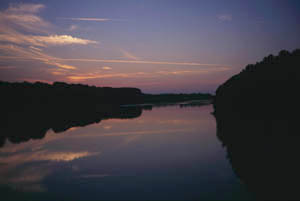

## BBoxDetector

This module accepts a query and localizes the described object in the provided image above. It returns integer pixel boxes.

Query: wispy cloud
[0,3,231,85]
[54,58,228,67]
[0,55,230,68]
[6,3,45,13]
[0,165,51,192]
[120,49,140,60]
[0,44,77,69]
[218,14,232,21]
[0,150,99,164]
[66,68,230,81]
[67,72,138,81]
[0,149,99,192]
[0,3,98,70]
[69,24,78,31]
[37,151,99,162]
[102,66,112,70]
[31,35,97,46]
[0,34,98,47]
[0,3,50,34]
[0,53,230,70]
[58,17,113,22]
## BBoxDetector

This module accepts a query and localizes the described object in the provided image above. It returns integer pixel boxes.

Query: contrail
[58,17,116,22]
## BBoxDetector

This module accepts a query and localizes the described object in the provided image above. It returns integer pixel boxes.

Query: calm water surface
[0,105,251,200]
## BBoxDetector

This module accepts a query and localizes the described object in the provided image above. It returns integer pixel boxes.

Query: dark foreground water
[0,105,252,200]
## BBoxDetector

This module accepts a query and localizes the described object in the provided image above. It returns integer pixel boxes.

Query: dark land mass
[143,93,212,104]
[213,49,300,200]
[0,81,212,147]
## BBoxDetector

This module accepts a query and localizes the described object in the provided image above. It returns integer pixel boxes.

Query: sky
[0,0,299,93]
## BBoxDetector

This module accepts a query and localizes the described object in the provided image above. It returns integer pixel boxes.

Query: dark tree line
[214,49,300,119]
[213,49,300,200]
[0,81,143,107]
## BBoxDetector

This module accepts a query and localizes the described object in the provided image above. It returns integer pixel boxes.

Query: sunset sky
[0,0,299,93]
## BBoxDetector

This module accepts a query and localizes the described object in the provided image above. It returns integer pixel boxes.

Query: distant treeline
[0,81,143,107]
[143,93,212,104]
[0,81,212,108]
[213,49,300,199]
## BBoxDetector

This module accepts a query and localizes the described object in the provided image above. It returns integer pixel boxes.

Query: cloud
[66,68,230,81]
[0,149,99,192]
[69,24,78,31]
[102,66,112,70]
[0,44,77,69]
[38,151,99,162]
[29,46,42,52]
[103,125,112,129]
[6,3,45,13]
[58,17,113,22]
[0,3,98,71]
[0,3,231,83]
[98,128,196,137]
[53,58,228,67]
[0,150,99,163]
[218,14,232,21]
[0,4,97,47]
[120,49,139,60]
[50,63,76,70]
[32,35,98,46]
[0,34,98,47]
[0,3,50,34]
[0,165,51,192]
[0,53,230,70]
[67,72,132,81]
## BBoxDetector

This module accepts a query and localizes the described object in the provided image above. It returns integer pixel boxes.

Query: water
[0,105,251,200]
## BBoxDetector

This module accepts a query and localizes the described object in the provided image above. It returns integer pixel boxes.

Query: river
[0,104,252,200]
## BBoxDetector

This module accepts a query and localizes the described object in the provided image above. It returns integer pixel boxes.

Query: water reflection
[215,114,300,200]
[0,105,143,147]
[0,105,250,200]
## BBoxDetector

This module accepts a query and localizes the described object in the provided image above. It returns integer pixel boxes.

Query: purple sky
[0,0,299,93]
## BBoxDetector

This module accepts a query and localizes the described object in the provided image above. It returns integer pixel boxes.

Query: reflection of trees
[0,105,143,147]
[215,116,300,200]
[213,49,300,200]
